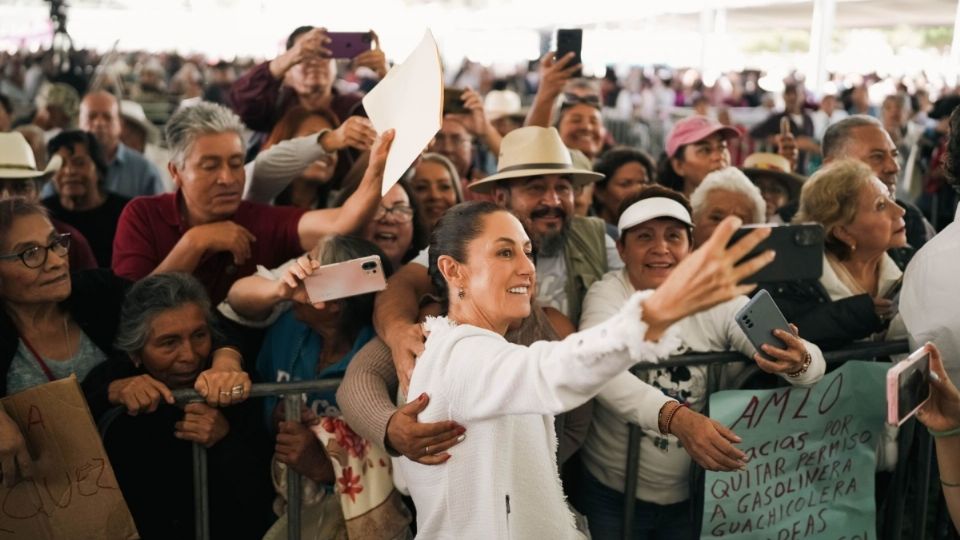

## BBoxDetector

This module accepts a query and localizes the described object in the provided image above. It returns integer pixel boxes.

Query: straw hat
[741,152,805,200]
[120,100,161,145]
[468,126,603,194]
[0,132,61,180]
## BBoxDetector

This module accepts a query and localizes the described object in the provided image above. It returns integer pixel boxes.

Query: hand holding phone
[887,345,932,426]
[777,116,799,169]
[914,343,960,433]
[443,87,469,115]
[735,290,792,362]
[303,255,387,304]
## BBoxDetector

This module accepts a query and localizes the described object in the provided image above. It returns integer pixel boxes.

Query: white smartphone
[886,345,931,426]
[303,255,387,304]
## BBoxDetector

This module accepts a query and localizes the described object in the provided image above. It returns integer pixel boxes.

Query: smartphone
[443,87,469,115]
[326,32,373,59]
[728,223,824,283]
[887,346,931,426]
[735,289,792,362]
[303,255,386,304]
[556,28,583,78]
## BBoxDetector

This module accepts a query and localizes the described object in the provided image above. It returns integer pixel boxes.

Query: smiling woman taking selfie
[397,200,775,538]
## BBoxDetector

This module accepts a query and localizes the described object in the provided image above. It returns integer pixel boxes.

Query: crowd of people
[1,23,960,539]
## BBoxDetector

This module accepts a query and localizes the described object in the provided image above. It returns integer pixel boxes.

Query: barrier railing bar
[622,340,911,539]
[193,441,210,540]
[169,379,340,540]
[285,394,304,540]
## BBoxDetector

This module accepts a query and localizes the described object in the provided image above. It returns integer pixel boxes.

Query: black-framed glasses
[373,204,415,223]
[0,233,71,269]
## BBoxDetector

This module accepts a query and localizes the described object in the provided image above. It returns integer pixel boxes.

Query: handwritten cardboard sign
[0,376,138,539]
[702,361,887,540]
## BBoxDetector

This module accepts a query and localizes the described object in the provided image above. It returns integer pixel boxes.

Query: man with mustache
[111,102,390,305]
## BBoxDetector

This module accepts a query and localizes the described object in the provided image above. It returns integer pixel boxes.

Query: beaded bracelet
[929,426,960,438]
[664,404,685,434]
[787,352,812,378]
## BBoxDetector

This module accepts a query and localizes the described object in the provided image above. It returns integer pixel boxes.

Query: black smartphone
[735,289,792,362]
[443,87,469,115]
[556,28,583,77]
[728,223,824,283]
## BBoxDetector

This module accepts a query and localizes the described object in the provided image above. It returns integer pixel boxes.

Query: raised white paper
[362,30,443,196]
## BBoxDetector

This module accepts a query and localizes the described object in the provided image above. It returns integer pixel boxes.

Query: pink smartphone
[886,345,932,426]
[326,32,373,59]
[303,255,386,304]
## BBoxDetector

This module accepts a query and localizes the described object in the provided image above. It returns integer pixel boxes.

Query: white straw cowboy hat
[120,99,161,145]
[468,126,603,194]
[0,132,61,180]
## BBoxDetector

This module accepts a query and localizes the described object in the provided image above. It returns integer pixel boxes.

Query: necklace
[19,314,75,382]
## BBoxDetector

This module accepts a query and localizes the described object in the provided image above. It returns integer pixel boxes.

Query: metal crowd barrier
[170,379,342,540]
[620,340,913,540]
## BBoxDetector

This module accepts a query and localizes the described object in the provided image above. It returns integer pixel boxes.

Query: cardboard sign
[0,376,138,539]
[362,29,443,195]
[702,361,887,540]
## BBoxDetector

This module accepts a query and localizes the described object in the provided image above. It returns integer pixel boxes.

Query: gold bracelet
[787,352,812,378]
[664,405,684,435]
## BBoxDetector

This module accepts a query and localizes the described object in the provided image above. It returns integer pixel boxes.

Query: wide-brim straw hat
[0,132,61,180]
[741,152,805,200]
[468,126,603,194]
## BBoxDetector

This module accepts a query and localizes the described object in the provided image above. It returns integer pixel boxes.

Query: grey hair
[690,167,766,224]
[114,273,215,358]
[165,102,247,168]
[821,115,884,160]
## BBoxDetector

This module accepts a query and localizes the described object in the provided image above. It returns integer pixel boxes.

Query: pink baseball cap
[665,116,741,158]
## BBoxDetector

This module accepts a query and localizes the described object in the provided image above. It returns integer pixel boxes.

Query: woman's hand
[195,352,252,407]
[275,411,333,483]
[917,344,960,433]
[386,393,465,465]
[0,408,31,488]
[537,51,580,100]
[351,31,388,79]
[108,374,175,415]
[366,129,396,180]
[642,216,773,339]
[320,116,378,153]
[753,324,809,375]
[275,254,321,304]
[873,297,894,323]
[669,407,746,472]
[175,403,230,448]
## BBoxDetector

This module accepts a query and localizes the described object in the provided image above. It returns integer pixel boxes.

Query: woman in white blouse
[577,186,825,539]
[398,200,775,539]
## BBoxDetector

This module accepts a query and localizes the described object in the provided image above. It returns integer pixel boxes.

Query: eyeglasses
[561,93,601,110]
[0,180,39,198]
[373,204,415,223]
[0,233,71,269]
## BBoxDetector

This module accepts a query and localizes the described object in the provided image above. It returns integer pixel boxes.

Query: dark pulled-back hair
[427,201,504,308]
[594,146,657,189]
[656,150,686,192]
[47,129,109,180]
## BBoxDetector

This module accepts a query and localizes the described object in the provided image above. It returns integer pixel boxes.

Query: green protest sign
[701,361,888,540]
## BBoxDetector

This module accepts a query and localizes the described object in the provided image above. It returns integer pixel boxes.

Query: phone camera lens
[361,261,376,271]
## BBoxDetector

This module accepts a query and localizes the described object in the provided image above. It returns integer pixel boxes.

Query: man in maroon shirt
[229,26,388,134]
[0,132,98,270]
[111,102,390,303]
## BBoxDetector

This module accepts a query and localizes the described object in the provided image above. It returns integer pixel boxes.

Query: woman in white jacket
[398,200,775,539]
[576,186,826,539]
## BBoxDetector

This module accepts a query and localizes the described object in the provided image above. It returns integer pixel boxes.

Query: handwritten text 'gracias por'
[707,372,874,540]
